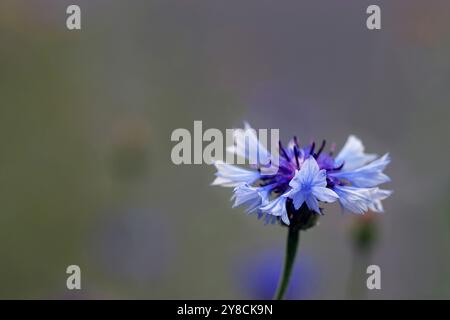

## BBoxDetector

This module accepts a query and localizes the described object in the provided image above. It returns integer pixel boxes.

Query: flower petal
[312,186,339,203]
[333,185,374,214]
[305,195,321,214]
[232,184,261,212]
[226,122,271,166]
[368,188,393,212]
[288,157,324,188]
[329,154,390,188]
[212,160,260,187]
[335,135,378,171]
[287,157,332,211]
[259,196,289,225]
[291,191,306,210]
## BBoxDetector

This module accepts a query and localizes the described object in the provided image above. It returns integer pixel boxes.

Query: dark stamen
[293,145,300,169]
[315,140,326,158]
[278,141,290,160]
[293,136,299,147]
[279,166,292,174]
[309,142,316,155]
[332,162,345,171]
[326,177,335,188]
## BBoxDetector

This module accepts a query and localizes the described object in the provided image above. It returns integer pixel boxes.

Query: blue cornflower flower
[212,123,392,227]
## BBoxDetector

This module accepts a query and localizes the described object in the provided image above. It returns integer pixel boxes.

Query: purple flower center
[260,138,344,193]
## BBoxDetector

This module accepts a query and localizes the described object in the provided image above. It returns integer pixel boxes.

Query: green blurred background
[1,0,450,299]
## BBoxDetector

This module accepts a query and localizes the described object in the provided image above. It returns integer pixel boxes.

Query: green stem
[274,227,300,300]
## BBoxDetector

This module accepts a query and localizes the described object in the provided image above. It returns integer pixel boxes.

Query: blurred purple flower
[234,249,318,300]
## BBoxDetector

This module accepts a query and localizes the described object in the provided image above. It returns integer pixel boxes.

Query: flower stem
[274,227,300,300]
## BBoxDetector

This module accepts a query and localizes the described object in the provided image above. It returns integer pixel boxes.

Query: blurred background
[1,0,450,299]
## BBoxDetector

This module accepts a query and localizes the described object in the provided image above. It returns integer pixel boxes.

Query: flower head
[212,123,392,228]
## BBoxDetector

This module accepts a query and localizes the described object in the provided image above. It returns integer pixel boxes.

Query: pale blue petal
[305,195,321,214]
[368,188,393,212]
[231,185,256,207]
[329,154,390,188]
[232,184,274,213]
[287,170,300,189]
[287,157,331,211]
[288,157,324,189]
[259,196,289,225]
[212,160,260,187]
[281,208,290,225]
[258,188,272,207]
[300,156,320,185]
[333,185,374,214]
[292,192,306,210]
[226,122,272,166]
[312,170,327,187]
[335,135,378,171]
[232,184,261,213]
[312,186,339,203]
[284,185,303,209]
